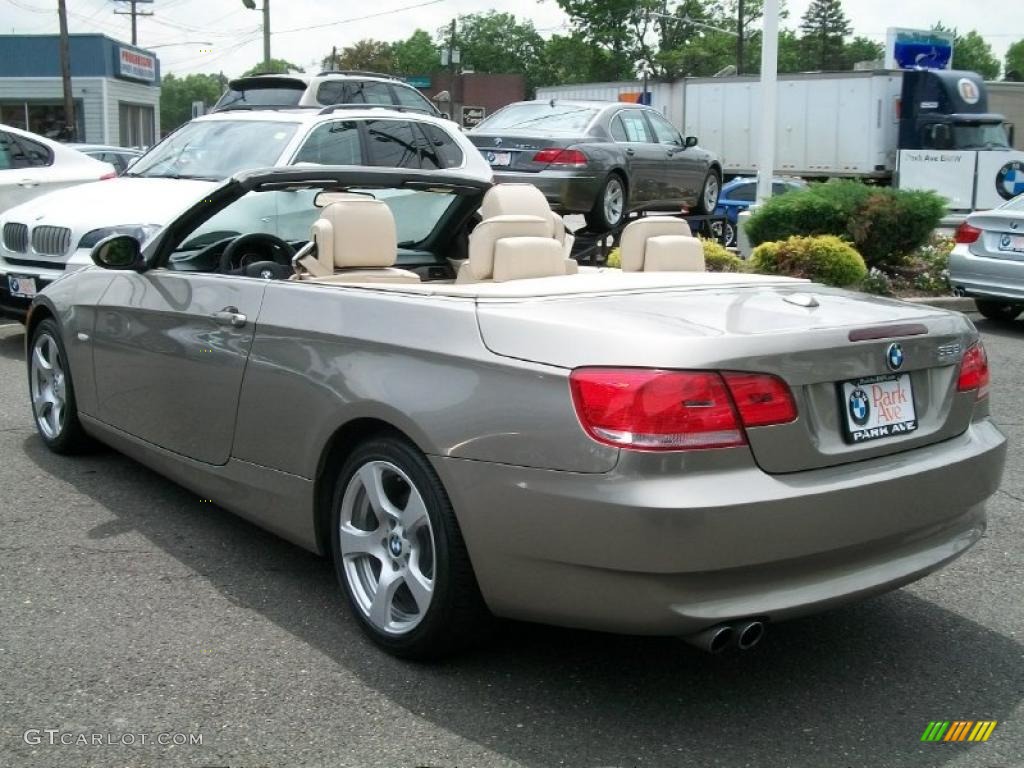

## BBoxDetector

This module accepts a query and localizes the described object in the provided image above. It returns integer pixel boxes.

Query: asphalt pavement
[0,315,1021,768]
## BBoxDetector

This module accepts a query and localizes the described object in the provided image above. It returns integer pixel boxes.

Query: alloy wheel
[603,176,625,227]
[703,174,720,212]
[30,333,67,440]
[338,460,436,635]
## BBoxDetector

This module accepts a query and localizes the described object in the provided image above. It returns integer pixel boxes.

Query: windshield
[128,120,299,180]
[475,104,598,134]
[179,186,457,251]
[952,122,1010,149]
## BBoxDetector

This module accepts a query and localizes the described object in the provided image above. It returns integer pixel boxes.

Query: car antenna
[550,98,555,107]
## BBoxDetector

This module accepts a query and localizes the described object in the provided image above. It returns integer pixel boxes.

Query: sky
[2,0,1023,79]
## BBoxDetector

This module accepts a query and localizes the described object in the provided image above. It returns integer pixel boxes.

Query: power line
[271,0,445,37]
[112,0,154,45]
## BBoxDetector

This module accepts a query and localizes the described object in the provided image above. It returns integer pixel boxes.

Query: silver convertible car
[25,166,1006,658]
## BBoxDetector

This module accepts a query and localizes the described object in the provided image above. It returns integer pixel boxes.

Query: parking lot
[0,313,1021,768]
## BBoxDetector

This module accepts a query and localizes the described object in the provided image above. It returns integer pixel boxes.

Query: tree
[841,36,883,69]
[1006,39,1024,81]
[541,33,631,85]
[392,29,438,75]
[933,25,1000,80]
[325,39,395,73]
[241,58,302,77]
[554,0,660,71]
[799,0,852,71]
[445,12,547,91]
[159,72,223,133]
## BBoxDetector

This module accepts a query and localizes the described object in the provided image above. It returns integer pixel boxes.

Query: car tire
[975,299,1023,322]
[724,220,737,247]
[28,317,91,454]
[585,173,628,232]
[694,169,721,215]
[330,435,489,659]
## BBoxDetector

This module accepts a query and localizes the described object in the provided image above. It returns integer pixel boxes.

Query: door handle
[18,179,39,188]
[625,148,636,156]
[210,306,247,328]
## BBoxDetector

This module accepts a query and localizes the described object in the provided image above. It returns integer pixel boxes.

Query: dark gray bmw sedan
[468,100,723,230]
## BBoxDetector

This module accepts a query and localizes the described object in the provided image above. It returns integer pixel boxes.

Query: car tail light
[721,372,798,427]
[954,221,981,244]
[533,148,588,167]
[957,342,990,399]
[569,368,796,451]
[99,171,117,180]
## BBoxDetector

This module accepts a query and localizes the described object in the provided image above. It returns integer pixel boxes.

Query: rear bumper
[949,244,1024,301]
[490,169,602,214]
[434,418,1006,636]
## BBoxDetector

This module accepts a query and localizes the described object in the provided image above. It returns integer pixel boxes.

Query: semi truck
[538,69,1024,211]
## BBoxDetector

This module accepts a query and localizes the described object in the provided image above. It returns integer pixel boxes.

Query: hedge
[744,181,946,269]
[750,235,867,287]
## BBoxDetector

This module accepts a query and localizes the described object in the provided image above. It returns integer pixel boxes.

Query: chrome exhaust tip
[735,620,765,650]
[683,624,734,654]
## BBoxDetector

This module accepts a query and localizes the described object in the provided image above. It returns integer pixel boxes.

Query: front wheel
[975,299,1023,322]
[694,169,721,214]
[585,174,627,232]
[28,318,91,454]
[330,436,489,659]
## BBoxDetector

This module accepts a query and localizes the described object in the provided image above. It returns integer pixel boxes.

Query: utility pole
[331,45,337,71]
[262,0,270,66]
[113,0,154,46]
[57,0,76,141]
[755,0,778,204]
[736,0,745,74]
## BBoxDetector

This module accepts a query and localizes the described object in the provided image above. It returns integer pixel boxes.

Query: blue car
[713,176,807,246]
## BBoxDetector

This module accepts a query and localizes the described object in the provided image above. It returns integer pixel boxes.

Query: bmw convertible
[25,166,1007,658]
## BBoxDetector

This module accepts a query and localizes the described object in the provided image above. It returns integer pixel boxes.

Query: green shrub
[859,267,895,296]
[700,238,748,272]
[745,181,946,270]
[605,247,621,268]
[750,235,867,287]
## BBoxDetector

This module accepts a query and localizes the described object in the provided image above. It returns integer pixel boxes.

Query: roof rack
[316,69,401,81]
[317,104,433,116]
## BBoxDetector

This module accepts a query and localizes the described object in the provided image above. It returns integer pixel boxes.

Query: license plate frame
[838,373,918,444]
[486,151,512,167]
[998,233,1024,253]
[7,274,37,299]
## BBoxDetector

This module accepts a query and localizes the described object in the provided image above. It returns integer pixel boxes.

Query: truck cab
[899,69,1011,151]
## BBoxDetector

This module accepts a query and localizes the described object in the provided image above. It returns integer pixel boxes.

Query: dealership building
[0,34,160,147]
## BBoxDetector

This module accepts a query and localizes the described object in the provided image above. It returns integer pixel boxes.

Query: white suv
[212,71,443,117]
[0,107,489,318]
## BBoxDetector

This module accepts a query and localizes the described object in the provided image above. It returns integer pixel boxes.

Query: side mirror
[685,136,699,149]
[91,235,146,271]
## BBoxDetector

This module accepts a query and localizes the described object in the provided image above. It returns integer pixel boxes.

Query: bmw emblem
[886,342,904,371]
[1001,234,1013,249]
[486,151,496,163]
[388,534,403,557]
[494,137,503,147]
[995,160,1024,201]
[848,388,870,426]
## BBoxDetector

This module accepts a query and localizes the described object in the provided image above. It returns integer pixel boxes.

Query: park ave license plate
[485,151,511,167]
[8,275,37,298]
[840,373,918,443]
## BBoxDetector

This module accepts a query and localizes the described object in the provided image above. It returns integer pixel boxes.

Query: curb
[902,296,976,312]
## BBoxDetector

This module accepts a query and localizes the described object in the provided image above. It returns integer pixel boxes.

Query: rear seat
[618,218,705,272]
[456,215,567,283]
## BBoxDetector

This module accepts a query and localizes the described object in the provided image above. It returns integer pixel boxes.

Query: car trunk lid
[475,283,979,474]
[967,210,1024,262]
[467,133,586,172]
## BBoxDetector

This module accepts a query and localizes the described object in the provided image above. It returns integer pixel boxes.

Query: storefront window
[0,101,84,140]
[119,103,155,149]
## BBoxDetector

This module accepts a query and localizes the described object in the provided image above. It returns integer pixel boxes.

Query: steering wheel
[219,233,296,275]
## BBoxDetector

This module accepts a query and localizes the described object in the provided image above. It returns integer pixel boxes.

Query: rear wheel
[694,169,721,214]
[585,174,627,232]
[975,299,1023,322]
[330,435,488,659]
[28,318,91,454]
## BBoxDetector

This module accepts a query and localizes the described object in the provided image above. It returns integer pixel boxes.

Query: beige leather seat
[479,183,578,274]
[618,217,705,272]
[456,215,568,283]
[299,198,420,284]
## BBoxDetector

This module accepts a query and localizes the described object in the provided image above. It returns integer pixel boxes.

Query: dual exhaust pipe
[683,620,766,654]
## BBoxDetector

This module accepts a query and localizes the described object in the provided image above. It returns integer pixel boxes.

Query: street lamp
[241,0,271,67]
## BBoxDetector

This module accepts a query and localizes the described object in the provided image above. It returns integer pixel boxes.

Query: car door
[0,130,56,211]
[91,268,267,465]
[608,110,661,205]
[644,110,703,205]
